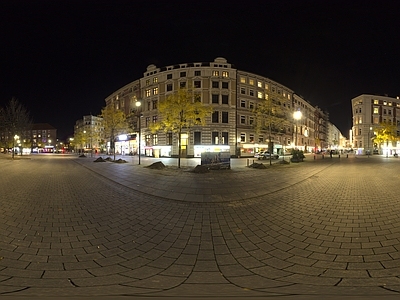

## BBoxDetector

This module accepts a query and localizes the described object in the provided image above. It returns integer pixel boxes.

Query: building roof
[32,123,56,130]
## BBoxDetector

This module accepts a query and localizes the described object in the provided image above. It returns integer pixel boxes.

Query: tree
[150,87,213,168]
[253,92,291,165]
[0,97,32,159]
[372,122,399,157]
[100,105,129,160]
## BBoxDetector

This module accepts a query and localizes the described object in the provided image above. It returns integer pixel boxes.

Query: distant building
[104,57,333,158]
[351,94,400,155]
[73,115,104,153]
[31,123,57,153]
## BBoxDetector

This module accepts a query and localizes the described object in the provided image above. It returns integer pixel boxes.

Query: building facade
[73,115,104,153]
[104,58,331,158]
[351,94,400,155]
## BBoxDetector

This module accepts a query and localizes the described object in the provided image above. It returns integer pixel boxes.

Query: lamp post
[367,126,372,157]
[135,101,142,165]
[293,109,302,149]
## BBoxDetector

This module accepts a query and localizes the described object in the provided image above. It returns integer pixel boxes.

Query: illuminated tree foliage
[0,97,32,158]
[253,92,291,165]
[100,105,129,160]
[372,122,399,156]
[150,87,213,168]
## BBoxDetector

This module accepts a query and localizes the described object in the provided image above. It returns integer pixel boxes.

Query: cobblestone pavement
[1,154,400,299]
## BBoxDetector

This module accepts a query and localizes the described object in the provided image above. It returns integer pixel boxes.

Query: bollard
[314,155,316,160]
[346,154,348,158]
[322,154,324,159]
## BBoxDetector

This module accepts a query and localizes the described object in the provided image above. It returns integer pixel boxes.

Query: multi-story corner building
[105,57,331,158]
[351,94,400,155]
[73,115,104,153]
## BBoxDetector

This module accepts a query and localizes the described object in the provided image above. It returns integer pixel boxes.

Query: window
[249,90,254,97]
[145,134,151,146]
[180,72,186,77]
[258,135,264,143]
[167,83,173,91]
[212,111,219,123]
[240,115,246,124]
[257,91,263,99]
[147,101,151,110]
[153,87,158,95]
[249,116,254,125]
[145,117,150,127]
[194,80,201,88]
[180,81,186,88]
[212,132,219,144]
[240,133,245,142]
[213,71,219,76]
[194,70,201,76]
[212,81,219,88]
[240,87,246,94]
[167,74,172,79]
[194,132,201,145]
[212,94,219,104]
[222,71,228,77]
[240,77,246,83]
[222,111,228,123]
[152,100,158,109]
[146,79,150,86]
[240,100,246,108]
[146,89,151,97]
[249,102,254,109]
[222,82,228,89]
[152,115,158,123]
[257,81,262,88]
[221,95,228,104]
[249,134,254,142]
[249,79,254,85]
[222,132,228,145]
[153,77,158,83]
[167,133,172,145]
[153,134,158,145]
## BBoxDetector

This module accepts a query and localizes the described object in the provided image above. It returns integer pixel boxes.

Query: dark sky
[1,0,399,139]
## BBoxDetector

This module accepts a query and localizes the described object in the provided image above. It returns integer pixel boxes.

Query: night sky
[1,0,399,139]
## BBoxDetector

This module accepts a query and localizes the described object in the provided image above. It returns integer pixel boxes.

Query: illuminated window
[146,89,151,97]
[288,94,291,100]
[222,71,228,77]
[359,116,362,124]
[257,81,262,88]
[374,99,379,104]
[240,77,246,83]
[257,91,263,99]
[265,93,269,100]
[153,134,158,145]
[153,77,158,83]
[152,115,158,123]
[373,117,379,124]
[265,83,269,90]
[383,101,387,105]
[249,79,254,85]
[389,102,392,106]
[213,71,219,76]
[153,87,158,95]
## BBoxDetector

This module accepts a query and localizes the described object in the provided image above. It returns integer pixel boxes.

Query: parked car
[255,151,279,160]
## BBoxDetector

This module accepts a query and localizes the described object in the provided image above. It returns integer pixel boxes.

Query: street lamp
[367,126,372,157]
[135,101,142,165]
[293,109,302,149]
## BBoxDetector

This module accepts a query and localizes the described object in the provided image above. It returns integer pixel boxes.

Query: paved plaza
[1,153,400,299]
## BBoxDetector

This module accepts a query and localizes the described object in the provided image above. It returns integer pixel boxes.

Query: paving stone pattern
[1,154,400,299]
